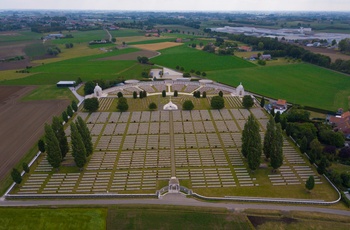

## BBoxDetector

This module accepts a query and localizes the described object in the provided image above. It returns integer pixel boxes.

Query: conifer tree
[242,115,262,171]
[67,105,74,117]
[305,175,315,192]
[71,100,78,112]
[51,116,69,159]
[38,138,45,153]
[76,116,93,156]
[275,111,281,123]
[62,111,69,123]
[271,123,284,172]
[70,122,87,170]
[11,168,22,184]
[44,123,62,170]
[263,116,275,160]
[260,97,265,108]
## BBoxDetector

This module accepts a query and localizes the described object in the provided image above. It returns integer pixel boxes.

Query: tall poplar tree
[70,122,87,170]
[242,115,262,171]
[270,123,284,172]
[44,123,62,170]
[51,116,69,159]
[75,116,93,156]
[263,116,275,160]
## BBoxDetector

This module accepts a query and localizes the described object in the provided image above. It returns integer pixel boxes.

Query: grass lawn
[207,63,350,111]
[107,205,251,230]
[21,85,77,101]
[152,44,256,71]
[0,208,106,230]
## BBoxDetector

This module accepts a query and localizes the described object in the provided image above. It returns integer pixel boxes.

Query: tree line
[213,33,350,74]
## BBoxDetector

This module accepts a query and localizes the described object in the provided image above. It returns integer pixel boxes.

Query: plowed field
[0,86,70,180]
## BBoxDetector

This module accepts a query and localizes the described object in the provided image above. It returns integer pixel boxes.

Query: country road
[105,28,112,41]
[1,193,350,216]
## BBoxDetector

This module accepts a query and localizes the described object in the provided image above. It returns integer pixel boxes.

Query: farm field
[51,30,109,45]
[0,48,145,85]
[0,86,70,183]
[207,63,350,111]
[132,42,183,51]
[151,44,256,71]
[0,208,106,230]
[107,206,250,230]
[0,205,349,230]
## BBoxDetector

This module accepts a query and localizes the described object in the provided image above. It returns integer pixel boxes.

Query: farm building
[329,111,350,136]
[56,81,76,87]
[265,99,288,114]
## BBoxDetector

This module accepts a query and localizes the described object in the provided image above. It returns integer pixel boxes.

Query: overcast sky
[0,0,349,12]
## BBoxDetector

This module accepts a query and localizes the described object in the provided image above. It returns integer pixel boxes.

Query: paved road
[1,194,350,216]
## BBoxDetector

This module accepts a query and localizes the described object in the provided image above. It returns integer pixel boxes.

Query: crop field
[109,29,145,38]
[133,42,183,51]
[0,208,106,230]
[207,63,350,111]
[0,48,144,85]
[107,206,250,230]
[51,30,109,45]
[0,30,41,43]
[128,38,176,45]
[151,44,256,71]
[0,86,70,182]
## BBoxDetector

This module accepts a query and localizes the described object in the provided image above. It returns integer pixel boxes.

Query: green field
[0,30,41,43]
[152,44,256,71]
[24,42,47,58]
[51,30,109,45]
[0,48,144,85]
[107,206,251,230]
[0,208,106,230]
[110,29,145,37]
[207,63,350,111]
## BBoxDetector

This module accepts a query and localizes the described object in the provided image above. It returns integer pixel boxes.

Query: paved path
[169,111,175,177]
[1,194,350,216]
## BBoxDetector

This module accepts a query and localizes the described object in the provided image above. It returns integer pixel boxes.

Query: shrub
[211,96,225,109]
[83,98,99,113]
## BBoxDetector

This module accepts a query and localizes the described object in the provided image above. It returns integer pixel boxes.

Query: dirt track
[0,86,70,181]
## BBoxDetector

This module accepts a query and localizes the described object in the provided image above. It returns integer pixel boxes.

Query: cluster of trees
[133,90,147,99]
[176,65,207,77]
[276,107,349,191]
[338,38,350,53]
[147,18,201,29]
[223,33,350,74]
[47,46,61,56]
[137,56,150,64]
[65,43,74,49]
